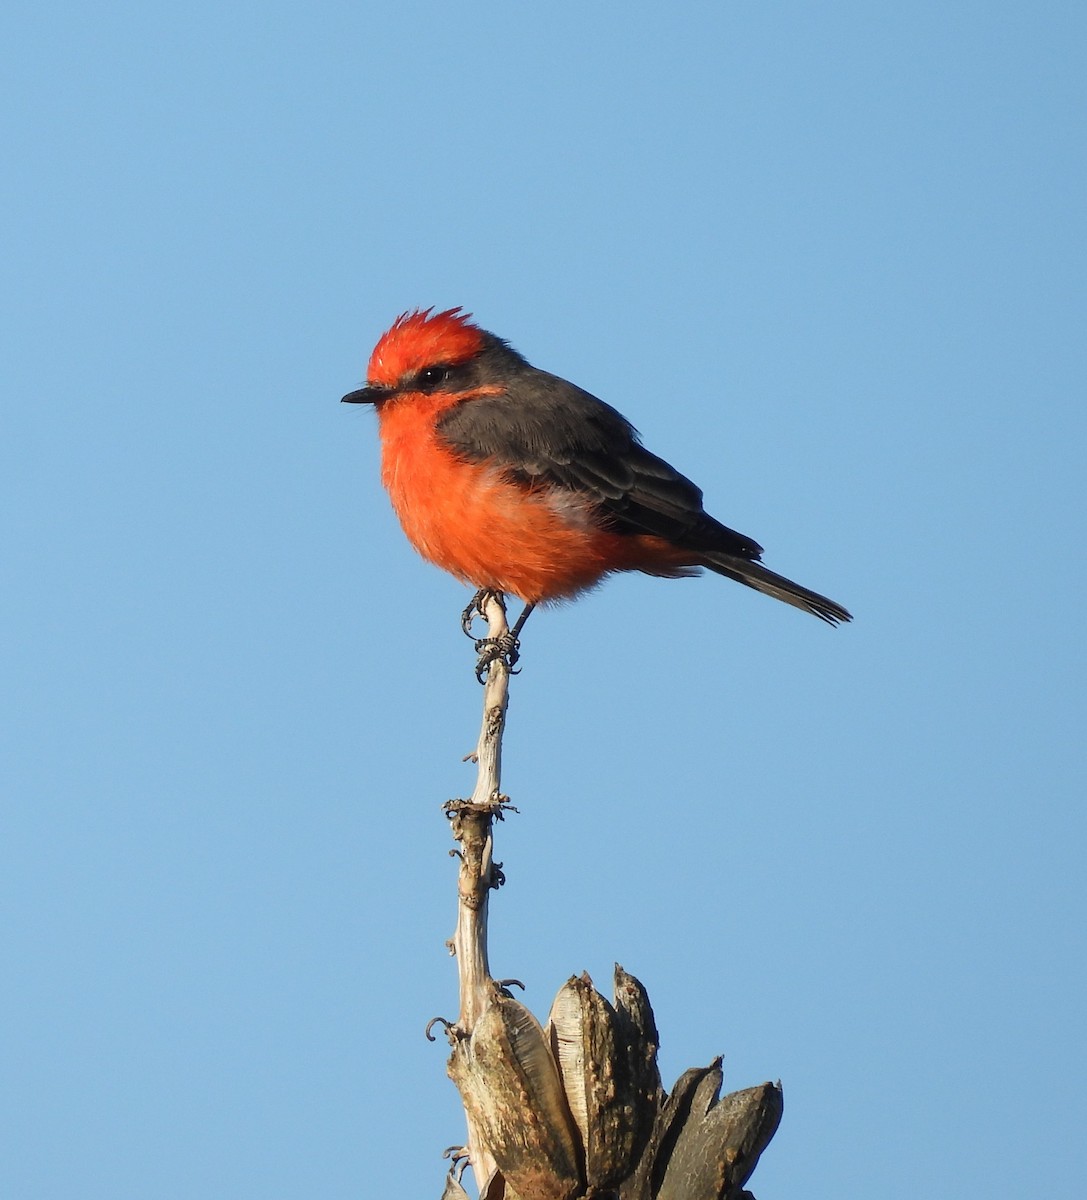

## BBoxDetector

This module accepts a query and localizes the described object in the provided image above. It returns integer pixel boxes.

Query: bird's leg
[473,601,536,682]
[508,601,536,645]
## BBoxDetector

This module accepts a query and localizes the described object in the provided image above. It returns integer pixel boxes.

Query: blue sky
[3,2,1084,1196]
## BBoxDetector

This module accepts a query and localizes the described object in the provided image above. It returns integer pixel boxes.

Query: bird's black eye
[418,365,448,389]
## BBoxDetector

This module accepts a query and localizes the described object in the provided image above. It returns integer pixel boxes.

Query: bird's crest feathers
[367,308,485,387]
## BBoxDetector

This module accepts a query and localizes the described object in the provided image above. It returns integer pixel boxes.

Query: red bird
[343,308,851,640]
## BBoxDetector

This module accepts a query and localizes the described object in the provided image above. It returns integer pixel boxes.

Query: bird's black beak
[341,386,384,405]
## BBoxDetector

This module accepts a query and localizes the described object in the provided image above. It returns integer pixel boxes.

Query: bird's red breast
[357,309,689,601]
[375,383,685,601]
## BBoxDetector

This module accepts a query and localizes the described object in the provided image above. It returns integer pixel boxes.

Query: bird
[343,308,851,663]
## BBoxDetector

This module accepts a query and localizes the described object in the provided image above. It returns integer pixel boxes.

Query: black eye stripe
[418,365,449,388]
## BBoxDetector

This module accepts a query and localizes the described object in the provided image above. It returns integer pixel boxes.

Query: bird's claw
[474,633,521,683]
[461,588,500,638]
[460,592,484,638]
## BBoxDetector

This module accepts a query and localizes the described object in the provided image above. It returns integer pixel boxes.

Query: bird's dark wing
[436,370,763,560]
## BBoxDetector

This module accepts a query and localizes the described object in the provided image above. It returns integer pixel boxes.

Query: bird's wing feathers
[436,371,763,560]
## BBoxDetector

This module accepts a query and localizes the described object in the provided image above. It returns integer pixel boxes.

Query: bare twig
[444,591,514,1193]
[448,592,511,1025]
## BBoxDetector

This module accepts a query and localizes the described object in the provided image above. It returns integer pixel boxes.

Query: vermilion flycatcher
[343,308,851,637]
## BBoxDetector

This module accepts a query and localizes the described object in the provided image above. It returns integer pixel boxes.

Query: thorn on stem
[425,1016,456,1042]
[442,1146,471,1181]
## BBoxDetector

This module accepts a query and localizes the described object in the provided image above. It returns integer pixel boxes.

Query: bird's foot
[461,589,501,638]
[474,632,521,683]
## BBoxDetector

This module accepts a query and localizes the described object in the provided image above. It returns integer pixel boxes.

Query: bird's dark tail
[703,553,852,626]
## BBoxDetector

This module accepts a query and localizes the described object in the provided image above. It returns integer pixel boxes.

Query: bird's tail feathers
[703,554,852,626]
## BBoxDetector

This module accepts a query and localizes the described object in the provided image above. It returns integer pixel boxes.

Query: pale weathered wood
[437,594,781,1199]
[452,591,512,1028]
[444,592,515,1195]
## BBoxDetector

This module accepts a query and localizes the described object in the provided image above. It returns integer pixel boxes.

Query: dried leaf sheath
[450,987,582,1200]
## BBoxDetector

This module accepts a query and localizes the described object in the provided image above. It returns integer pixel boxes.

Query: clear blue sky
[3,2,1084,1196]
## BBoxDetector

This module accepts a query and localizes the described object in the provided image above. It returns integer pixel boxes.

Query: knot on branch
[443,797,516,822]
[483,701,507,735]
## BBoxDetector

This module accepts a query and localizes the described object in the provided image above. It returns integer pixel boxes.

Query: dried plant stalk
[438,595,782,1200]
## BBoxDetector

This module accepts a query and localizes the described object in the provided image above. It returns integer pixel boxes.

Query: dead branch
[435,594,781,1199]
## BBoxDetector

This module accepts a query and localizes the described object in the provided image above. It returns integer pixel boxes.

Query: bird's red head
[366,308,486,389]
